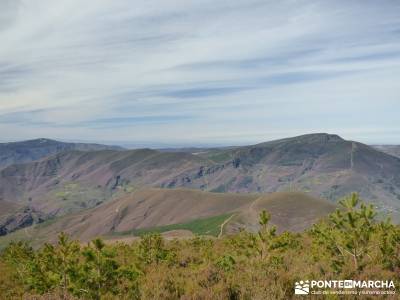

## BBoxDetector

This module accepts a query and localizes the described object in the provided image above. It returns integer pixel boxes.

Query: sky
[0,0,399,147]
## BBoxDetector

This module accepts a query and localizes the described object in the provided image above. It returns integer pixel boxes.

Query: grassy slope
[109,213,232,237]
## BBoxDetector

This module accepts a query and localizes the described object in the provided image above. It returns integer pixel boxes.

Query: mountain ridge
[0,133,399,236]
[0,138,123,168]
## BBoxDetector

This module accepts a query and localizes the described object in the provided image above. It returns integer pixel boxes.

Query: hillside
[0,138,122,168]
[0,188,257,245]
[0,148,208,213]
[0,189,336,247]
[189,134,400,215]
[373,145,400,158]
[1,133,400,234]
[224,192,335,234]
[0,201,19,219]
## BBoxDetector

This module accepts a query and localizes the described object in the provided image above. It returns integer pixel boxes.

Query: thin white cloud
[0,0,399,145]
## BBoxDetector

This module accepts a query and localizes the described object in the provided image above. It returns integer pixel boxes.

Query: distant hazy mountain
[372,145,400,159]
[0,138,123,167]
[1,133,400,235]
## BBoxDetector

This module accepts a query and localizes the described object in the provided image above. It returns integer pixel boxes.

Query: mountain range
[0,138,122,168]
[0,133,399,243]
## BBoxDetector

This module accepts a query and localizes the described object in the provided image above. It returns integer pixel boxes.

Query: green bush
[1,193,399,299]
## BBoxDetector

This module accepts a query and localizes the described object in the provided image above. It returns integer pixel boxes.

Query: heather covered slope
[186,134,400,215]
[0,188,257,245]
[0,189,334,247]
[0,200,19,218]
[1,133,400,228]
[0,148,212,234]
[225,192,335,234]
[0,149,209,216]
[0,138,122,168]
[48,188,257,241]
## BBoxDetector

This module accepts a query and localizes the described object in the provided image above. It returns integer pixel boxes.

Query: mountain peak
[26,138,59,145]
[290,133,345,143]
[254,133,345,148]
[36,138,55,143]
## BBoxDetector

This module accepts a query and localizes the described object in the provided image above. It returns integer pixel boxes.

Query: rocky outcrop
[0,207,48,236]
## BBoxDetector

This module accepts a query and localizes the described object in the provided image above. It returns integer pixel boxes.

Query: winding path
[218,214,236,238]
[24,227,32,238]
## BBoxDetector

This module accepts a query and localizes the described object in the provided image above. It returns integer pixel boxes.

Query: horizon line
[0,133,398,149]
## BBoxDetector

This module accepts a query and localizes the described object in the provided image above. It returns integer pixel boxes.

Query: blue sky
[0,0,399,147]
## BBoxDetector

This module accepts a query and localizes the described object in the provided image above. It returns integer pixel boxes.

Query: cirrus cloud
[0,0,399,146]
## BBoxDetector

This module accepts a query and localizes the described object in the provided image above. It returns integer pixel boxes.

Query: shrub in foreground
[1,193,399,299]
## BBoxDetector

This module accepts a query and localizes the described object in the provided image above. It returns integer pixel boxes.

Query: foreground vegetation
[0,194,399,299]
